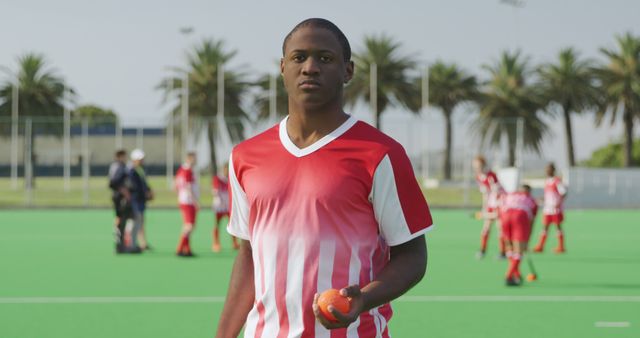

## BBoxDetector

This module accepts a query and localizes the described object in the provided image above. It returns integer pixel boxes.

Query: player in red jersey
[473,156,506,259]
[533,163,567,253]
[215,18,433,338]
[211,163,239,252]
[500,184,538,286]
[174,152,199,257]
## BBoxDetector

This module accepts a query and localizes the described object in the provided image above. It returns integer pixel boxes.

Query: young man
[211,163,239,252]
[108,149,132,254]
[473,156,506,259]
[534,163,567,253]
[127,149,153,252]
[500,184,538,286]
[175,152,199,257]
[216,18,432,338]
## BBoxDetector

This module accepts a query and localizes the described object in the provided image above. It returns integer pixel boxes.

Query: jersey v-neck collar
[279,115,357,158]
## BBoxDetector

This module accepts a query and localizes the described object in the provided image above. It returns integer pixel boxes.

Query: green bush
[582,139,640,167]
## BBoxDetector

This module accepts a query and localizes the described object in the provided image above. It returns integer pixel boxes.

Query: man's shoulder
[345,120,405,154]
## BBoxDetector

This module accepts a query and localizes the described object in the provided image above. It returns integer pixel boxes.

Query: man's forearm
[360,236,427,312]
[216,240,255,338]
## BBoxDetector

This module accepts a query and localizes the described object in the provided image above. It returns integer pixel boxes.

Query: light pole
[179,27,194,160]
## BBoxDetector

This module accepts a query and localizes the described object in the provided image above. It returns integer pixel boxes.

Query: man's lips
[299,80,321,89]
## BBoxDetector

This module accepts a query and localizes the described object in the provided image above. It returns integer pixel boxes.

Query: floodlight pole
[63,85,71,192]
[11,82,19,190]
[166,79,175,189]
[181,71,189,159]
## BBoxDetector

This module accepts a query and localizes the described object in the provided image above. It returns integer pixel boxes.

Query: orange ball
[527,273,537,281]
[317,289,351,322]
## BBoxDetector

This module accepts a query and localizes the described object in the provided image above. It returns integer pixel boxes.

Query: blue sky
[1,0,639,167]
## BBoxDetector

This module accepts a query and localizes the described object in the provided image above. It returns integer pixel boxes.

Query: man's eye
[320,55,333,63]
[293,55,306,62]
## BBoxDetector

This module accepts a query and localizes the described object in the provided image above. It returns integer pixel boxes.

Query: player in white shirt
[533,163,567,253]
[175,152,199,257]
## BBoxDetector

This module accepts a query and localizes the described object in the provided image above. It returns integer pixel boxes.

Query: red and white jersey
[501,191,538,222]
[175,165,199,205]
[543,176,567,215]
[212,175,230,213]
[228,116,433,338]
[476,170,502,209]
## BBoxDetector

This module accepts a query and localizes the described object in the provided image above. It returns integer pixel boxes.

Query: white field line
[595,321,631,328]
[1,295,640,304]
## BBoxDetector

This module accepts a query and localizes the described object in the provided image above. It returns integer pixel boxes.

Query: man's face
[472,160,484,173]
[117,154,126,163]
[187,155,196,166]
[546,166,554,177]
[280,26,353,110]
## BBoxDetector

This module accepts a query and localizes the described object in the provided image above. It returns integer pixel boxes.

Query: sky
[1,0,639,168]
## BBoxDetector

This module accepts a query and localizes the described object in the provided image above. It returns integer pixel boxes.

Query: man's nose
[302,57,320,75]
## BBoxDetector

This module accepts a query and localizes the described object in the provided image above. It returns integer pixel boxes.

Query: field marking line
[595,321,631,328]
[1,295,640,304]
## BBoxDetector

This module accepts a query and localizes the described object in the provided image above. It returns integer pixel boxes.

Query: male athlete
[473,156,506,259]
[500,184,537,286]
[533,163,567,253]
[108,149,132,254]
[175,152,199,257]
[216,18,433,338]
[211,163,239,252]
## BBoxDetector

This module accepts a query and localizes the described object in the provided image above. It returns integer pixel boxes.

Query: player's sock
[177,234,188,253]
[506,254,521,279]
[535,231,548,252]
[480,231,489,253]
[556,229,565,252]
[499,237,506,255]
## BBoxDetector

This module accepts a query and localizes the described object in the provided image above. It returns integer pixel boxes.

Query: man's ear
[344,60,354,83]
[280,58,285,75]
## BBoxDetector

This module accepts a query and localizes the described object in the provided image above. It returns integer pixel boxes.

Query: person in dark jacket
[108,149,134,253]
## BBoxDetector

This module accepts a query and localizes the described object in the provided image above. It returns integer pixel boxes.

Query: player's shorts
[112,196,132,218]
[501,210,532,242]
[543,213,564,225]
[180,204,197,224]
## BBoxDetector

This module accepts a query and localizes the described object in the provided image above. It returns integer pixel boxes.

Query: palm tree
[475,51,548,166]
[253,72,288,121]
[159,39,250,174]
[0,53,69,186]
[538,48,597,167]
[427,61,478,180]
[594,32,640,167]
[344,35,420,129]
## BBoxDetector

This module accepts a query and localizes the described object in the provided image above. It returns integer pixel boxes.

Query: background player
[534,163,567,253]
[127,149,153,251]
[211,162,238,252]
[175,152,199,257]
[473,155,506,259]
[108,149,132,254]
[500,184,538,286]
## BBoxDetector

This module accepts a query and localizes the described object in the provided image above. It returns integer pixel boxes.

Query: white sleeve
[370,154,434,246]
[557,181,567,196]
[226,154,251,240]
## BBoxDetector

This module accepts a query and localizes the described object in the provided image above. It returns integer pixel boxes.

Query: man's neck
[286,102,349,149]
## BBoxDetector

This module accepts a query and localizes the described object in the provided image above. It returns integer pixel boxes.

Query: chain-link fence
[1,114,635,208]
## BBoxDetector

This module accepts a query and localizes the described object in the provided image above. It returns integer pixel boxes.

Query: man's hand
[312,285,364,330]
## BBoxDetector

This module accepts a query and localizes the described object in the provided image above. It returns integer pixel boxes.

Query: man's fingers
[340,285,361,298]
[328,305,352,324]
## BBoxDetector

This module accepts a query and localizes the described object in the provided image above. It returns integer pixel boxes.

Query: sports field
[0,208,638,338]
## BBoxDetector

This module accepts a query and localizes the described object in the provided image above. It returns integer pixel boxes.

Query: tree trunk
[562,106,576,167]
[443,111,453,180]
[507,131,516,167]
[207,121,219,175]
[623,111,634,167]
[375,108,382,130]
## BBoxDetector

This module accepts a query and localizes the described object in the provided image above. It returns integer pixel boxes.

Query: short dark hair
[521,184,532,193]
[282,18,351,62]
[115,149,126,158]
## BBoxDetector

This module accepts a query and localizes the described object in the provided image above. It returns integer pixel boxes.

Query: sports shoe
[505,277,521,287]
[476,251,486,259]
[497,252,507,260]
[554,247,565,254]
[533,245,543,253]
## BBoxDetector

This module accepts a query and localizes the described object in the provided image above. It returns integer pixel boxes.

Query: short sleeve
[557,179,567,196]
[370,149,434,246]
[227,153,251,240]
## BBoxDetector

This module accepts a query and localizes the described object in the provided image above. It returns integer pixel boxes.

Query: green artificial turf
[0,209,638,338]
